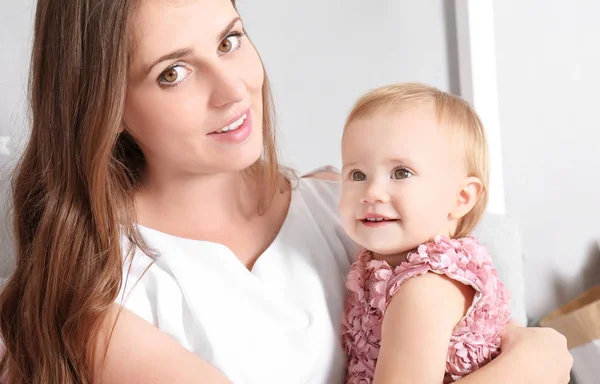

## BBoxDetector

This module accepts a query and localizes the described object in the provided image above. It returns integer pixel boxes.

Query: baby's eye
[350,170,366,182]
[391,168,413,180]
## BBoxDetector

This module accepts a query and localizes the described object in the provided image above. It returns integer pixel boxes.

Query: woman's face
[125,0,265,177]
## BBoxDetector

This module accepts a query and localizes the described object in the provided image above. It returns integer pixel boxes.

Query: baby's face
[340,102,467,256]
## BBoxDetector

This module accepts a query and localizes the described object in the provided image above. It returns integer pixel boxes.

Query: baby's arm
[373,272,474,384]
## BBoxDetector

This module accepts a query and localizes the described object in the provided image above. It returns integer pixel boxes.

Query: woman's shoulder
[117,237,160,325]
[301,165,341,182]
[295,165,343,209]
[292,167,361,264]
[292,170,343,228]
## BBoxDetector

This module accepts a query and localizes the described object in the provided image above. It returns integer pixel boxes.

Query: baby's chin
[346,227,433,256]
[369,245,413,256]
[356,238,416,256]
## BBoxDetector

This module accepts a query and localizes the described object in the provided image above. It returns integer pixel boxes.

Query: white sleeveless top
[119,177,360,384]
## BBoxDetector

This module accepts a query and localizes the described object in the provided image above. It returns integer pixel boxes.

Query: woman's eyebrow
[146,47,194,76]
[145,16,242,76]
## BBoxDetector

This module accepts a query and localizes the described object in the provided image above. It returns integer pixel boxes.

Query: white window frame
[455,0,506,215]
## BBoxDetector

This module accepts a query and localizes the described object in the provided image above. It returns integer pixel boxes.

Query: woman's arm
[94,304,232,384]
[455,322,572,384]
[373,272,474,384]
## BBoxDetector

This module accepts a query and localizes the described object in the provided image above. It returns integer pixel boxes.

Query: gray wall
[0,0,35,276]
[494,0,600,322]
[0,1,33,149]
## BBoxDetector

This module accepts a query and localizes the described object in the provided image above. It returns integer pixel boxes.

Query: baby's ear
[449,176,483,219]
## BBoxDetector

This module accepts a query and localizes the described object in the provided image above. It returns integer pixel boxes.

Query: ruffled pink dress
[342,236,511,383]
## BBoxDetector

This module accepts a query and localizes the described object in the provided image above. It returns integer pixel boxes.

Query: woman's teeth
[216,113,247,133]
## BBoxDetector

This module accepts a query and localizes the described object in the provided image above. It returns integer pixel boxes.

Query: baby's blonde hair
[344,83,489,237]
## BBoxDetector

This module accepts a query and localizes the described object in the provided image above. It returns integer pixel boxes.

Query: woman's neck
[134,165,264,238]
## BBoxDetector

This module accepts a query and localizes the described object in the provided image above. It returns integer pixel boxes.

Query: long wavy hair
[0,0,280,382]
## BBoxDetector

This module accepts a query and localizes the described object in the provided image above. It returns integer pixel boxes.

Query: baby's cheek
[339,188,352,213]
[339,186,363,230]
[338,208,354,235]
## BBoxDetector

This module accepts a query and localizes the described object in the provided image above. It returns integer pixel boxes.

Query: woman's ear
[449,176,483,220]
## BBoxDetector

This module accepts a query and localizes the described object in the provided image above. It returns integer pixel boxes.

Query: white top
[119,177,360,384]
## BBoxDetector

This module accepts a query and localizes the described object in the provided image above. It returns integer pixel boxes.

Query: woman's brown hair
[0,0,279,382]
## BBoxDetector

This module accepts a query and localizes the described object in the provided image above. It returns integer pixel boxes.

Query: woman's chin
[230,153,264,173]
[208,148,264,174]
[203,130,265,173]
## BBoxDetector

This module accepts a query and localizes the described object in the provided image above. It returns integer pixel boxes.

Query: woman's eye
[158,65,190,86]
[391,168,412,180]
[218,33,243,54]
[350,171,366,181]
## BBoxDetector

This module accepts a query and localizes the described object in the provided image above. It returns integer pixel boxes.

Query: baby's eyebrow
[386,157,415,167]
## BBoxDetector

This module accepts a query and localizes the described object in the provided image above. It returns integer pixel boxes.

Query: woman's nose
[209,65,246,108]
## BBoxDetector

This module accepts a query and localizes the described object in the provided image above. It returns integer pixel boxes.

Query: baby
[340,83,511,383]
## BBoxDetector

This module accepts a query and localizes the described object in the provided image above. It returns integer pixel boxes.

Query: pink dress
[342,236,511,383]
